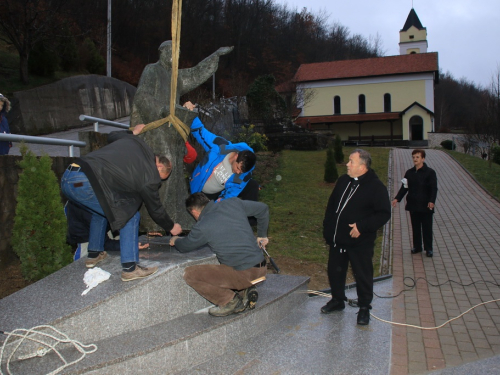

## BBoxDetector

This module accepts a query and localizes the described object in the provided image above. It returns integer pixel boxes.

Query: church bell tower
[399,8,428,55]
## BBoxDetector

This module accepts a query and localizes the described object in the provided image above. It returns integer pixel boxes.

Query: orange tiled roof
[294,53,438,83]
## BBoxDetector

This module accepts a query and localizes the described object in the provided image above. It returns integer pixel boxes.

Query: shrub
[334,135,344,163]
[11,145,73,281]
[440,140,455,150]
[233,124,268,152]
[324,145,338,183]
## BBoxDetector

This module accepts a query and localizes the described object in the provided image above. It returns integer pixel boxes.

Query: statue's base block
[0,237,309,374]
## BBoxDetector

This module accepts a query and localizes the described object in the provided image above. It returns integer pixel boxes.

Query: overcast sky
[276,0,500,89]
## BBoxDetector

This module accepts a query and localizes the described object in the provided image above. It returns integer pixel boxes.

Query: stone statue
[131,41,233,231]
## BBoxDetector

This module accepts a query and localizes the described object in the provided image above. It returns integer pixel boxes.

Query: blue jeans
[61,169,139,264]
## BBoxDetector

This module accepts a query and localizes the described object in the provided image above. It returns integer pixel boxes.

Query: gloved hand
[183,141,197,163]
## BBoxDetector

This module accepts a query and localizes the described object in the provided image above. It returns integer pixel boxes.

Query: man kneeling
[170,193,269,317]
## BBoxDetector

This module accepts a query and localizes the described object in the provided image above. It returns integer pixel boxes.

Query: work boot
[121,264,158,282]
[241,286,259,310]
[85,251,108,268]
[320,298,345,314]
[209,294,246,317]
[357,307,371,325]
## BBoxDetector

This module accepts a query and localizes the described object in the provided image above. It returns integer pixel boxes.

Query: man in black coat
[61,124,182,281]
[322,149,391,325]
[392,149,438,257]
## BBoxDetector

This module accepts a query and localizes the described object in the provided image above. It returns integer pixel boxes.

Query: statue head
[159,41,173,69]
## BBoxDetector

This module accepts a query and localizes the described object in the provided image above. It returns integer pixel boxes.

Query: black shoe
[320,299,345,314]
[357,307,370,325]
[411,248,422,254]
[426,250,433,257]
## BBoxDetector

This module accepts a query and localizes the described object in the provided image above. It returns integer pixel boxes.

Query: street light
[107,0,111,77]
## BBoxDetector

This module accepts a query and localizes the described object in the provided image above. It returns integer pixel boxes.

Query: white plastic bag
[82,267,111,295]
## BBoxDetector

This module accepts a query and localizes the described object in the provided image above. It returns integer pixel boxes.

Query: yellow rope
[133,0,190,142]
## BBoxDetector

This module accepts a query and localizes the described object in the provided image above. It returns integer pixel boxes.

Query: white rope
[0,325,97,375]
[307,290,500,330]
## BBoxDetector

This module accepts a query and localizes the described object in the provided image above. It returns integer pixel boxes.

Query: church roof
[401,8,425,31]
[293,52,438,83]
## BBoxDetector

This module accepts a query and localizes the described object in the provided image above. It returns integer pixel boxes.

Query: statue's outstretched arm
[179,46,233,95]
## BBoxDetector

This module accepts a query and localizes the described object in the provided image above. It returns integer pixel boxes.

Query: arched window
[384,93,391,112]
[358,94,366,113]
[333,96,341,115]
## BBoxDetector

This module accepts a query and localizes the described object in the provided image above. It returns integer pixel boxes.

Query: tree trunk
[19,52,29,84]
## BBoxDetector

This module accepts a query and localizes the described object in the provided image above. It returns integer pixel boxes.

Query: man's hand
[217,46,234,56]
[183,101,196,111]
[428,202,435,210]
[391,199,398,208]
[132,124,146,135]
[139,242,150,250]
[349,223,360,238]
[257,237,269,249]
[170,236,179,246]
[170,223,182,236]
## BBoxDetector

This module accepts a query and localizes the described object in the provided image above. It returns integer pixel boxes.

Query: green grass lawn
[255,147,391,276]
[443,150,500,201]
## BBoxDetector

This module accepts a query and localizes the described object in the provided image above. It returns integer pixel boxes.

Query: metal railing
[79,115,129,132]
[0,133,86,157]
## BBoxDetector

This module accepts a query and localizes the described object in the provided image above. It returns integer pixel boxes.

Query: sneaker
[121,264,158,282]
[85,251,108,268]
[357,307,370,325]
[320,298,345,314]
[241,286,259,310]
[209,294,246,317]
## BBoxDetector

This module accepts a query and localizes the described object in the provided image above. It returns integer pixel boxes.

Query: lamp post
[106,0,111,77]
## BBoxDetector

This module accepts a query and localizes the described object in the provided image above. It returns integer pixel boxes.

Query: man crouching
[170,193,269,316]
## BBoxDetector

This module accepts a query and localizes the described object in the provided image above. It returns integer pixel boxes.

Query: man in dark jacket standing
[170,192,269,317]
[61,124,182,281]
[392,149,438,257]
[322,149,391,325]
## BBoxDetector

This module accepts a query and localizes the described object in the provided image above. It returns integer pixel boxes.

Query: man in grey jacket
[61,124,182,281]
[170,193,269,316]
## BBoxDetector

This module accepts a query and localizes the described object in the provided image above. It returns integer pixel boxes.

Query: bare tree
[0,0,67,84]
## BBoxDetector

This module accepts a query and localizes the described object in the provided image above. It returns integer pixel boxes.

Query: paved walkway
[390,148,500,374]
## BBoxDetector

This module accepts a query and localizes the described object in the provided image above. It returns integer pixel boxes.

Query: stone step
[0,237,218,345]
[2,274,309,375]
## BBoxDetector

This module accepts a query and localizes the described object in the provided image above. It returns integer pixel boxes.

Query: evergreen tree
[334,134,344,164]
[324,144,338,183]
[11,145,73,281]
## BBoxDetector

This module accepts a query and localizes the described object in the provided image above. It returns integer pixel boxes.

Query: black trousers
[327,244,374,308]
[409,211,434,251]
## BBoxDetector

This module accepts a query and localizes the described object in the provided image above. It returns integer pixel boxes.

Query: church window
[384,94,391,112]
[358,94,366,113]
[334,96,341,114]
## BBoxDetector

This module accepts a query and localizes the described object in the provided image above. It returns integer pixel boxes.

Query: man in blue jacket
[184,101,258,202]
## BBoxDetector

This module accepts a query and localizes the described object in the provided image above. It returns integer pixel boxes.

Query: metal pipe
[79,115,129,129]
[0,133,86,147]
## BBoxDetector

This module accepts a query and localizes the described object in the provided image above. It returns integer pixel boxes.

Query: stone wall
[0,155,75,271]
[428,132,466,152]
[9,75,136,136]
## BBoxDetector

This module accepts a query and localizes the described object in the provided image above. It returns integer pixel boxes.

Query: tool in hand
[259,241,280,273]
